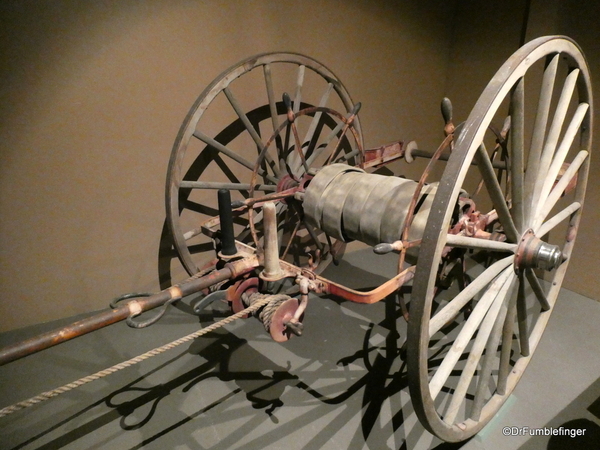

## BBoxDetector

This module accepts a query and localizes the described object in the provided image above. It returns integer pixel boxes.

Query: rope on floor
[0,294,274,418]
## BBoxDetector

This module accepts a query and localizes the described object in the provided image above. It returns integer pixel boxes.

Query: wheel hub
[276,174,298,193]
[514,229,564,272]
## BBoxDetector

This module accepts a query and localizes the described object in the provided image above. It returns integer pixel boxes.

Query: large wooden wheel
[166,52,363,275]
[408,36,592,442]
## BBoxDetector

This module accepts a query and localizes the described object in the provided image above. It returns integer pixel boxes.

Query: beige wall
[0,0,455,331]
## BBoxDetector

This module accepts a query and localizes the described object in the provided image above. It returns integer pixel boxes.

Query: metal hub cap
[514,229,564,272]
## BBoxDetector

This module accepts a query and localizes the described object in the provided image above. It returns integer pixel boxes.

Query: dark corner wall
[0,0,598,332]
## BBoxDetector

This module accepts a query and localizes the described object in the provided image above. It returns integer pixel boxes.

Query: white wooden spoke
[474,144,519,242]
[510,77,525,233]
[524,54,560,225]
[303,85,334,137]
[536,201,581,237]
[223,87,280,177]
[470,289,510,420]
[429,256,514,337]
[515,272,530,356]
[531,68,580,210]
[263,64,284,170]
[535,102,589,219]
[289,83,334,175]
[445,234,517,253]
[496,284,517,396]
[525,268,550,311]
[442,271,514,424]
[263,64,279,133]
[193,130,278,184]
[533,150,588,229]
[429,268,514,400]
[293,64,306,114]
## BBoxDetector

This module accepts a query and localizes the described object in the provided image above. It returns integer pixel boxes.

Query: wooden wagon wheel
[166,52,363,275]
[407,36,592,442]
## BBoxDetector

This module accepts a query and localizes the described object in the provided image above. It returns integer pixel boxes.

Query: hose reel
[303,163,438,247]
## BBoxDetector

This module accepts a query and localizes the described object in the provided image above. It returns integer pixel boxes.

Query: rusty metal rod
[0,265,237,367]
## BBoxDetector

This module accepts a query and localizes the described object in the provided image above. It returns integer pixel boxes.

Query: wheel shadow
[1,239,483,448]
[3,286,470,449]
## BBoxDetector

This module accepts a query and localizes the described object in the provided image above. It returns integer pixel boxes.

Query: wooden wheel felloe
[166,52,363,275]
[407,36,592,442]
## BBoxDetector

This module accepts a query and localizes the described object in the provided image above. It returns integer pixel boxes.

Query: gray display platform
[1,247,599,449]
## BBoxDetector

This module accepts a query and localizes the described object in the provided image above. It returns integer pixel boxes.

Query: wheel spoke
[510,77,525,233]
[193,130,278,184]
[531,68,580,211]
[516,272,530,356]
[533,150,588,229]
[223,87,280,177]
[474,144,519,242]
[535,102,589,219]
[470,289,510,420]
[443,272,514,424]
[429,268,513,401]
[263,64,280,135]
[302,83,333,145]
[293,64,305,114]
[536,201,581,237]
[445,234,517,253]
[525,268,550,311]
[429,256,514,337]
[497,282,517,396]
[524,54,559,225]
[263,64,285,172]
[289,83,334,174]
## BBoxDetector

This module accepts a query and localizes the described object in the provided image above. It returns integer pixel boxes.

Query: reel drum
[303,163,438,247]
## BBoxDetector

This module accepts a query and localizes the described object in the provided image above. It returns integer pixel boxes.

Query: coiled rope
[0,293,276,418]
[243,292,290,332]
